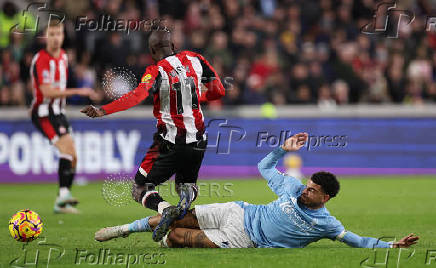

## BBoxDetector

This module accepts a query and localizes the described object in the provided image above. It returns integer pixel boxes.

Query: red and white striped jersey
[30,49,68,117]
[102,50,225,144]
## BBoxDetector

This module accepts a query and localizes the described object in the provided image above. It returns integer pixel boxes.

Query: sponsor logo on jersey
[141,74,152,83]
[279,200,315,233]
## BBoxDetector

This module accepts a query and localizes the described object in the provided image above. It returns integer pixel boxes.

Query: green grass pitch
[1,176,436,268]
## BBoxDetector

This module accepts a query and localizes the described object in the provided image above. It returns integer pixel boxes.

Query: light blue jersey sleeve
[257,147,303,197]
[331,226,393,248]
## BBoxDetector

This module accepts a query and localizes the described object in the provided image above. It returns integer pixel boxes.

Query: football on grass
[9,209,43,242]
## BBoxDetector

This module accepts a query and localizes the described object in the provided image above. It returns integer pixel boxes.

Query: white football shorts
[194,202,255,248]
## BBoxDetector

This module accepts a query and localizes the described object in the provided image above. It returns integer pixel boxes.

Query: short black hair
[310,171,340,198]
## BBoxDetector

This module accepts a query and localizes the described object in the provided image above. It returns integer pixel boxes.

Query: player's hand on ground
[392,233,419,248]
[281,132,308,152]
[81,105,105,118]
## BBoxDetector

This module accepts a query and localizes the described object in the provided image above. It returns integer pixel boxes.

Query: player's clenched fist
[281,132,308,152]
[81,105,105,118]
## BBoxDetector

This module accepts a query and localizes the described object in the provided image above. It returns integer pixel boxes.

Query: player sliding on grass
[82,25,225,242]
[95,133,419,249]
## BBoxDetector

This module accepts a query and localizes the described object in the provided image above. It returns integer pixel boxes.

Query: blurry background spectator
[0,0,435,108]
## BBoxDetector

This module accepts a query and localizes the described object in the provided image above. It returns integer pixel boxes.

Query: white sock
[59,187,70,198]
[157,201,172,214]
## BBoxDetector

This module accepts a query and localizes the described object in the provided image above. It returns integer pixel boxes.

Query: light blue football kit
[233,147,392,248]
[130,147,393,248]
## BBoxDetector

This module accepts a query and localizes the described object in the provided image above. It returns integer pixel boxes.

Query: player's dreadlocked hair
[310,171,340,198]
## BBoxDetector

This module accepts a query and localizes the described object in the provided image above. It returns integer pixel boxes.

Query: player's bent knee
[56,137,76,156]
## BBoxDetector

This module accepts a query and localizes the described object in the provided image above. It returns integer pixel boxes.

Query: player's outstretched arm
[336,230,419,248]
[392,233,419,248]
[81,80,151,118]
[82,66,158,118]
[257,133,308,196]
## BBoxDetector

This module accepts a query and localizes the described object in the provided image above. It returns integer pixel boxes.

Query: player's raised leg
[53,134,79,214]
[153,140,206,241]
[129,134,187,243]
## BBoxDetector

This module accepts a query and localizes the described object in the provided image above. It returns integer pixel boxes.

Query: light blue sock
[128,216,152,232]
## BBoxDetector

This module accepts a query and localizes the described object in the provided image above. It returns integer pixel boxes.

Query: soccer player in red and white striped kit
[31,20,94,214]
[82,26,225,241]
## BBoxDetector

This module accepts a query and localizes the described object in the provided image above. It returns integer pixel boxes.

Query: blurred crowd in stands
[1,0,436,108]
